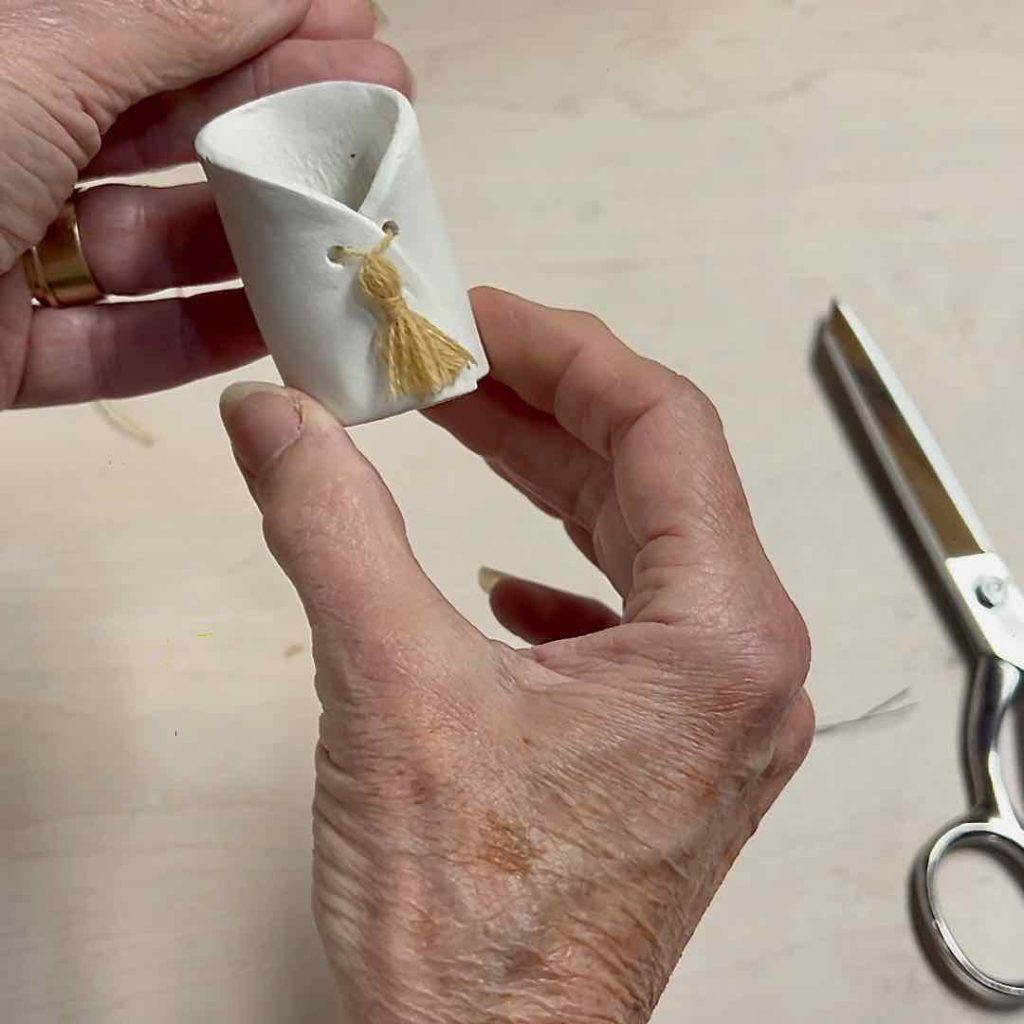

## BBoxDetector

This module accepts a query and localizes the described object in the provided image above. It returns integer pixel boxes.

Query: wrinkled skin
[0,0,408,408]
[1,2,812,1017]
[221,288,813,1022]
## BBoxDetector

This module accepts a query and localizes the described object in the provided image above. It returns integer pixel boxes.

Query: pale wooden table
[2,2,1022,1020]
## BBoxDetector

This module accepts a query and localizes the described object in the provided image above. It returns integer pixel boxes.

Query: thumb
[40,1,312,109]
[219,382,477,697]
[0,0,311,271]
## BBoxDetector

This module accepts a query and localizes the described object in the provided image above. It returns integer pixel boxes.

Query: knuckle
[666,375,723,438]
[129,0,302,66]
[781,691,816,769]
[569,308,613,337]
[83,186,148,289]
[146,0,234,48]
[682,580,811,725]
[743,595,812,711]
[0,79,96,269]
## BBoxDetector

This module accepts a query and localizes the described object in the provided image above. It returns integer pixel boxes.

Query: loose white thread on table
[815,687,917,736]
[94,401,157,447]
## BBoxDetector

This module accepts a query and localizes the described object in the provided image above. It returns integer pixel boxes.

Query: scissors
[822,302,1024,1003]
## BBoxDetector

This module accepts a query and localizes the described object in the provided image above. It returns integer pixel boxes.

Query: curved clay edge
[193,82,417,226]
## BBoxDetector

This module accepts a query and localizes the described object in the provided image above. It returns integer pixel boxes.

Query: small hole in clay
[327,245,347,264]
[382,220,400,237]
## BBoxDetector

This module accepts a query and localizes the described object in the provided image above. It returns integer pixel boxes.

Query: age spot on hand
[478,812,539,876]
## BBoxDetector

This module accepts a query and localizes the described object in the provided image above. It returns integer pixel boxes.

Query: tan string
[330,221,475,399]
[94,400,156,447]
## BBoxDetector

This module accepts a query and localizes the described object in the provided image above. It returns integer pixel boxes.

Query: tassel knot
[332,221,476,399]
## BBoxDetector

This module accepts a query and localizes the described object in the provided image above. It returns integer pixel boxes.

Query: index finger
[468,287,760,565]
[85,39,410,178]
[469,286,680,459]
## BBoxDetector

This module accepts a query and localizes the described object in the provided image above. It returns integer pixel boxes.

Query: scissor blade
[824,303,1024,667]
[822,302,992,566]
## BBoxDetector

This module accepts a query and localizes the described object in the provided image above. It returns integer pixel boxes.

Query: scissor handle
[962,657,1022,822]
[911,655,1024,1002]
[913,816,1024,1002]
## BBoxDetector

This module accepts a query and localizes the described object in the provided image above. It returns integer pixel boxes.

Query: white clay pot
[195,82,488,425]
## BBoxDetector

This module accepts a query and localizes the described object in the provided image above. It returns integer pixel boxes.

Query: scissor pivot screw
[975,576,1008,608]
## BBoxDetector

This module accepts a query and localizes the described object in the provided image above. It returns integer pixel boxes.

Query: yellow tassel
[330,221,476,399]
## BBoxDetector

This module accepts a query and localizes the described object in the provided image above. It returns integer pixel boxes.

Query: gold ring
[21,192,103,308]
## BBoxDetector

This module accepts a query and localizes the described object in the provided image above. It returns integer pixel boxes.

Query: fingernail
[478,566,508,594]
[220,381,302,475]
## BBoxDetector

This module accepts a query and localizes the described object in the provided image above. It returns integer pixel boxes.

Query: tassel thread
[330,221,475,398]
